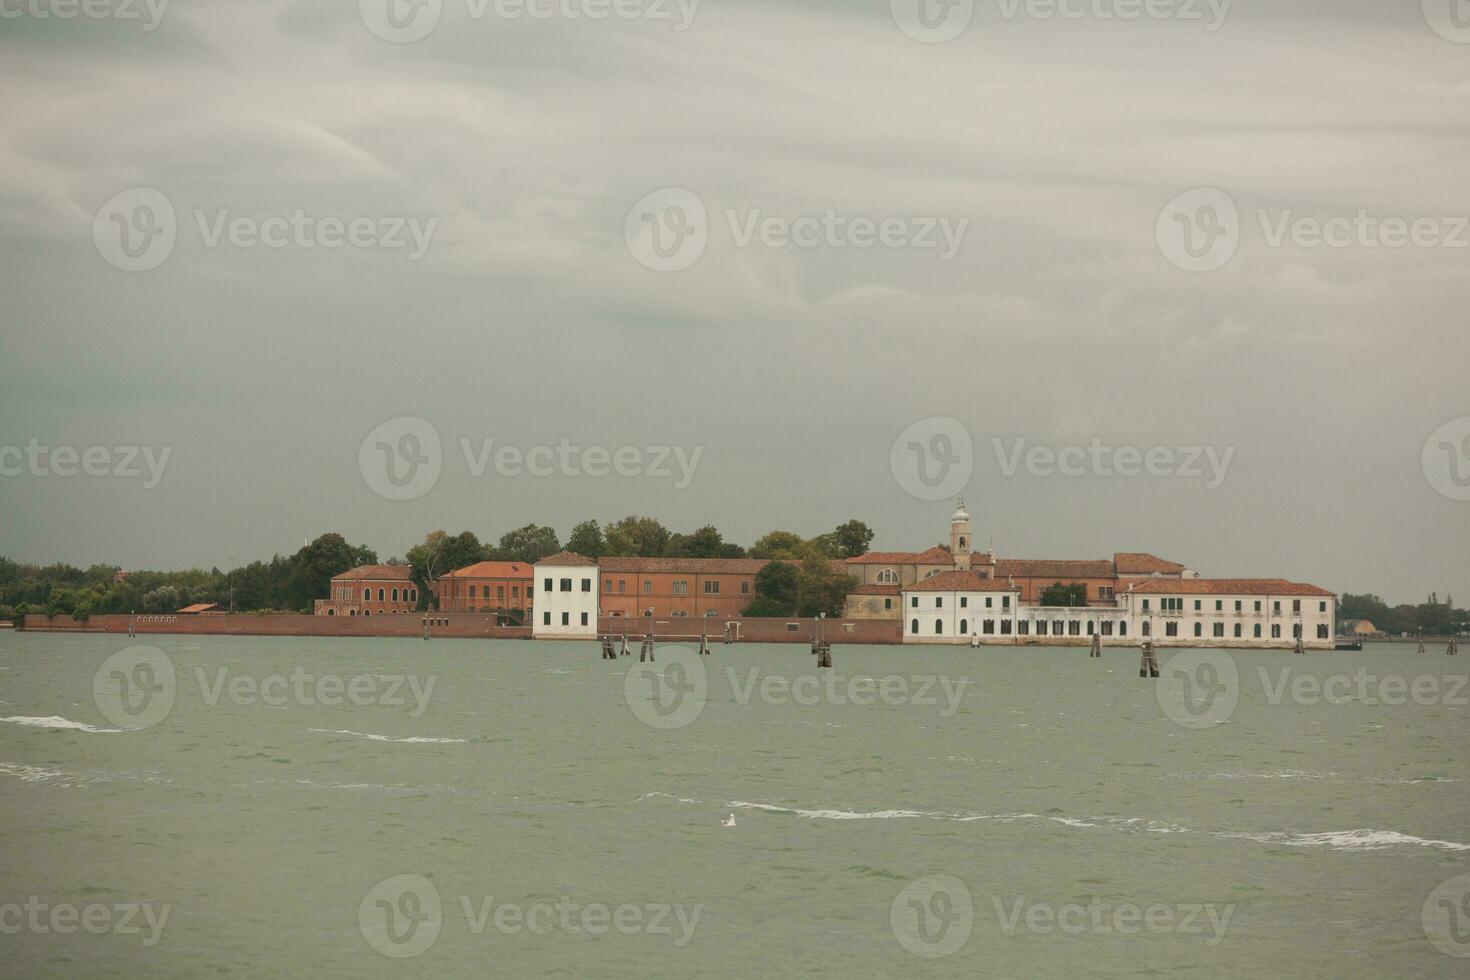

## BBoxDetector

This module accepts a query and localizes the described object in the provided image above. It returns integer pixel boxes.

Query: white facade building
[532,552,599,639]
[902,575,1337,649]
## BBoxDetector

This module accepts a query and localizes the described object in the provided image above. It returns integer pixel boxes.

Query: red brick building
[314,564,418,617]
[433,561,535,623]
[598,557,765,621]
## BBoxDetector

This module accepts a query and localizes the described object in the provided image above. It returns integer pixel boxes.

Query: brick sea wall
[18,613,532,640]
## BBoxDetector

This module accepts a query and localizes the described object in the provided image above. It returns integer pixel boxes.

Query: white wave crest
[308,729,466,744]
[1,716,123,734]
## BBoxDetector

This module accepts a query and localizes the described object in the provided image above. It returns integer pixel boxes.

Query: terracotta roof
[848,546,952,565]
[1125,578,1335,597]
[1114,553,1187,575]
[440,561,533,579]
[599,556,768,575]
[177,603,222,613]
[994,559,1116,579]
[849,583,901,595]
[534,551,597,567]
[905,571,1021,593]
[333,564,413,581]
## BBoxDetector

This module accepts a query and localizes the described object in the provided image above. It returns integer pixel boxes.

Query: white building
[532,552,599,639]
[903,571,1022,643]
[902,575,1337,649]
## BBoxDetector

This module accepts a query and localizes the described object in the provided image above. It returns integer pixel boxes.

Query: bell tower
[950,500,972,571]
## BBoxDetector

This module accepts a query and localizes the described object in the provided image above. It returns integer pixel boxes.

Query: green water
[0,633,1466,977]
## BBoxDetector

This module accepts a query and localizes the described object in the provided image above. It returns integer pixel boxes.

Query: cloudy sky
[0,0,1466,604]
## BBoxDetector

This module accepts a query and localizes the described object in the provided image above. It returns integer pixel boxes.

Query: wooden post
[1449,637,1458,656]
[1294,635,1305,655]
[699,633,710,656]
[1090,633,1101,658]
[1419,632,1426,654]
[1139,639,1159,678]
[620,633,630,658]
[723,623,733,645]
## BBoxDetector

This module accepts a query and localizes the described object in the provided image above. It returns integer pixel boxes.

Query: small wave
[1218,829,1470,852]
[308,729,466,744]
[0,761,68,782]
[1,716,123,734]
[635,792,703,804]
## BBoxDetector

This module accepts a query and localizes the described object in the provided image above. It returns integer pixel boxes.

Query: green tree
[1039,582,1088,607]
[493,524,561,564]
[829,519,874,559]
[795,556,857,618]
[566,520,606,559]
[746,561,800,615]
[749,530,806,559]
[603,516,671,558]
[665,525,743,558]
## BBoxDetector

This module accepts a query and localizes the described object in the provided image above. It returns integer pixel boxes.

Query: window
[883,598,892,610]
[1215,600,1223,611]
[1099,586,1114,600]
[705,609,719,617]
[1068,621,1081,636]
[1293,623,1303,639]
[704,581,720,594]
[1272,624,1281,638]
[960,597,968,609]
[581,578,592,593]
[1317,624,1329,639]
[1102,621,1114,636]
[1000,620,1012,635]
[935,597,943,609]
[1254,601,1261,612]
[363,587,370,600]
[581,612,588,626]
[1002,596,1010,610]
[511,587,518,599]
[984,619,995,635]
[1234,600,1242,612]
[618,580,626,594]
[1037,621,1048,636]
[741,581,750,594]
[1142,621,1151,637]
[876,569,899,584]
[605,579,613,591]
[392,588,399,601]
[985,597,993,609]
[1319,601,1327,613]
[1234,623,1242,638]
[1166,622,1178,637]
[911,597,918,608]
[959,619,968,634]
[1194,623,1203,637]
[672,580,688,595]
[910,619,919,635]
[1273,601,1281,613]
[1214,623,1225,637]
[1293,600,1302,613]
[644,580,652,593]
[934,619,943,635]
[543,612,551,625]
[1254,624,1262,638]
[378,588,385,601]
[1087,620,1095,634]
[1194,600,1202,611]
[562,612,570,626]
[560,578,572,592]
[1018,620,1030,635]
[544,578,553,593]
[1119,622,1127,636]
[1142,599,1150,611]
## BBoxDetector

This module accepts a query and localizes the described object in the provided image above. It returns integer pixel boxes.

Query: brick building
[433,561,535,623]
[314,564,418,617]
[597,556,765,620]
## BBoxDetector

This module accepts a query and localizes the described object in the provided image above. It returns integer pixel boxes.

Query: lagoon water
[0,633,1466,977]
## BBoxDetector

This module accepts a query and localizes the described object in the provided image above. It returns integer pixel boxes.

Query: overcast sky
[0,0,1466,605]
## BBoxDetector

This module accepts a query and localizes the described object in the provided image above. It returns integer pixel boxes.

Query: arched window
[910,619,919,635]
[392,588,399,602]
[934,619,943,635]
[327,609,335,616]
[410,589,417,602]
[364,610,370,617]
[876,569,898,584]
[378,588,386,601]
[958,537,967,549]
[1087,620,1095,635]
[363,587,371,601]
[959,619,968,635]
[349,609,356,616]
[1142,621,1151,636]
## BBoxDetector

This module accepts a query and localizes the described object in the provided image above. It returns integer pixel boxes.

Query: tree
[406,530,484,609]
[829,519,874,559]
[603,516,671,558]
[666,525,743,558]
[493,524,560,564]
[1039,581,1088,607]
[746,561,800,615]
[795,556,857,618]
[749,530,806,559]
[281,533,377,613]
[566,520,606,559]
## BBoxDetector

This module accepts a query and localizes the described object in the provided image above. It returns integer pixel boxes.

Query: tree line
[0,517,875,620]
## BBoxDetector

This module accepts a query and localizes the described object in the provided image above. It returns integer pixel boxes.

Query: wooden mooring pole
[1090,633,1102,658]
[1139,639,1159,678]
